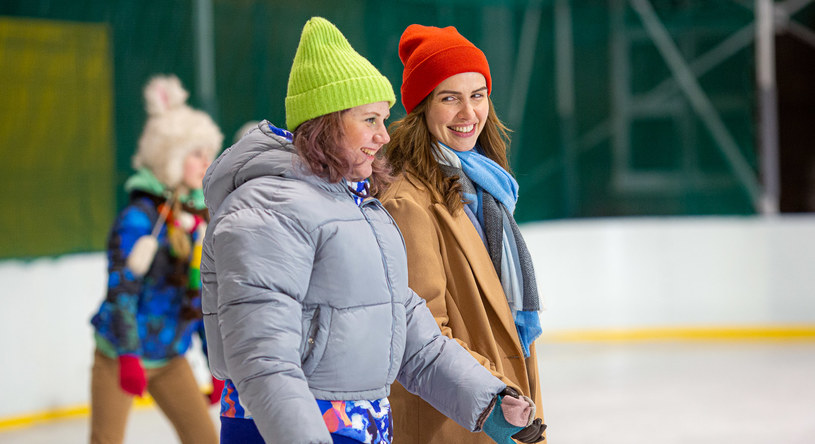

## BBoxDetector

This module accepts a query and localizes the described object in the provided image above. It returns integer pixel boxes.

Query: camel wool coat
[381,172,544,443]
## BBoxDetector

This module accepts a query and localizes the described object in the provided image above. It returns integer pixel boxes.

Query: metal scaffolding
[548,0,814,215]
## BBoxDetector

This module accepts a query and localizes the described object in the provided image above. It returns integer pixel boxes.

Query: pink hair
[292,111,393,193]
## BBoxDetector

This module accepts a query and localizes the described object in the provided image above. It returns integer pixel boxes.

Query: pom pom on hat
[143,75,189,116]
[285,17,395,131]
[133,75,223,190]
[398,24,492,114]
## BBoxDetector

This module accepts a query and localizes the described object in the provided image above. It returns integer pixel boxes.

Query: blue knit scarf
[440,143,542,357]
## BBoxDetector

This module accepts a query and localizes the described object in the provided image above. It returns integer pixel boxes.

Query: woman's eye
[366,117,376,124]
[472,93,483,100]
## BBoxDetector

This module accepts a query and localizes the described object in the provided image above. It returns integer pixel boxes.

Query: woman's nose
[458,102,475,119]
[374,127,390,144]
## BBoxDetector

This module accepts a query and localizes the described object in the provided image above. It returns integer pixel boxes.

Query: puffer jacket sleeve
[211,207,331,444]
[397,288,506,432]
[105,203,154,356]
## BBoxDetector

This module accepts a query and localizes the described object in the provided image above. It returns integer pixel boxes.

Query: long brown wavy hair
[383,95,511,213]
[293,110,393,195]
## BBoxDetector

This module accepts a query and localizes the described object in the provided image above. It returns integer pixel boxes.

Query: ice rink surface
[2,340,814,443]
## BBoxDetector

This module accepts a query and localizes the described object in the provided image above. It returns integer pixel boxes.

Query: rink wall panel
[2,215,814,419]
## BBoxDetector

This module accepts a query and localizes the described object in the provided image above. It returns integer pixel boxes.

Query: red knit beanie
[399,24,492,114]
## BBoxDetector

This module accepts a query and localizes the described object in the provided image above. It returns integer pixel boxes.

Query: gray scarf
[436,147,540,315]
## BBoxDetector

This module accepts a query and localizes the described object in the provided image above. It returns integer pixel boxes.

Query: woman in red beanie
[379,24,546,443]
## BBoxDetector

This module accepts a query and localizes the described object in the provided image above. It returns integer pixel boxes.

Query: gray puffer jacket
[201,121,505,444]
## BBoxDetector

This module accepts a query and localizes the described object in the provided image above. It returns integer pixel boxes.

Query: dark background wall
[2,0,812,259]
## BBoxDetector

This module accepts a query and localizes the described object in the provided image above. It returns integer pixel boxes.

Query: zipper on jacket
[359,202,399,377]
[304,306,321,357]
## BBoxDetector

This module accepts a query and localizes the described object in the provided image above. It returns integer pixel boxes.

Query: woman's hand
[118,355,147,396]
[499,387,534,426]
[482,387,546,443]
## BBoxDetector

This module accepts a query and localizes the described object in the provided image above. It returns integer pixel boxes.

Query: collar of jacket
[125,168,204,209]
[254,123,368,200]
[204,120,366,213]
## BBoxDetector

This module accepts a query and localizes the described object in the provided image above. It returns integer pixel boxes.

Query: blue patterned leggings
[220,416,363,444]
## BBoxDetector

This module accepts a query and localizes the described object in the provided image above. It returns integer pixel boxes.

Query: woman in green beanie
[201,16,538,444]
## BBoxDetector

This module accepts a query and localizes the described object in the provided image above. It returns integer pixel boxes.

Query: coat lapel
[431,203,524,358]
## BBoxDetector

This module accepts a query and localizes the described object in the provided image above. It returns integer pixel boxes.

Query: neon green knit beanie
[285,17,395,131]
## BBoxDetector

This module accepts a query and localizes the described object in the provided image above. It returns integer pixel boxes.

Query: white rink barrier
[3,215,815,419]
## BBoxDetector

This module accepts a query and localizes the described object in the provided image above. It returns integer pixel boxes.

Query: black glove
[511,418,547,443]
[500,386,521,398]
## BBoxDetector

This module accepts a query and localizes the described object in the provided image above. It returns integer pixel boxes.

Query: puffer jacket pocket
[300,305,331,377]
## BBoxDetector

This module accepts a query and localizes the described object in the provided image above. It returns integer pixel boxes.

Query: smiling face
[425,72,489,152]
[340,101,391,181]
[181,148,212,190]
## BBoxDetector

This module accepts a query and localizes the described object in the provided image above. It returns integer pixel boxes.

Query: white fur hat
[132,75,223,189]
